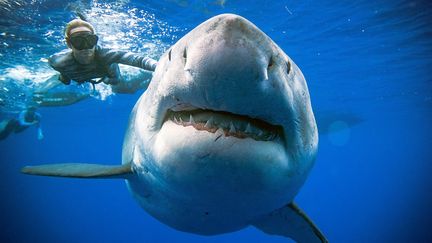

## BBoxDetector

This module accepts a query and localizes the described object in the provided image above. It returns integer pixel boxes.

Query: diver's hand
[100,76,120,85]
[59,74,71,85]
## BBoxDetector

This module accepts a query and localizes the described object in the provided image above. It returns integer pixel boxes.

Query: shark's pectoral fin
[21,163,133,179]
[252,202,328,243]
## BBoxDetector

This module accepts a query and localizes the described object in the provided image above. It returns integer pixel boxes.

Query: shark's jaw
[163,108,285,143]
[142,109,296,235]
[153,103,291,178]
[148,101,295,211]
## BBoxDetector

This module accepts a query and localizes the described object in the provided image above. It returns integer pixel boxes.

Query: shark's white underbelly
[126,122,305,235]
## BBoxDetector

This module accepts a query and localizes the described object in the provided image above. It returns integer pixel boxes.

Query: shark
[22,14,327,242]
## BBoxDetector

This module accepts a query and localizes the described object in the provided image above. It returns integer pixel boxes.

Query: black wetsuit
[48,45,157,85]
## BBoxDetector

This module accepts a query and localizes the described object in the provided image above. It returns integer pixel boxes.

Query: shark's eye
[183,48,187,61]
[287,61,291,74]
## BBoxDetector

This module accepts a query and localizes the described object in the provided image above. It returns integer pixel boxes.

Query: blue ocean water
[0,0,431,242]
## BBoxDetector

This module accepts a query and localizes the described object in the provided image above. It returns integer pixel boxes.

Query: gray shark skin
[22,14,327,243]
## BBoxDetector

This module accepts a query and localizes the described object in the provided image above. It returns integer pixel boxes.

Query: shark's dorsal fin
[252,202,328,243]
[21,162,133,179]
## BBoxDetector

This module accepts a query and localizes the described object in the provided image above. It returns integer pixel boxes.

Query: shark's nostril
[287,61,291,74]
[183,48,187,62]
[262,56,274,81]
[267,56,274,69]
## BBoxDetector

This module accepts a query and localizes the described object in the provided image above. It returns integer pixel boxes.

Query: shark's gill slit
[163,108,284,142]
[168,49,172,61]
[287,61,291,74]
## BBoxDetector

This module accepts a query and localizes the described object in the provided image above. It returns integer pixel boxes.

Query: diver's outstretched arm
[103,49,157,71]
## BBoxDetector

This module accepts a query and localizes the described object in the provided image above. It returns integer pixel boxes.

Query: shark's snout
[183,14,273,86]
[149,14,298,138]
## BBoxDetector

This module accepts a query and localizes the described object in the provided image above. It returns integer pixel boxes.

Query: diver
[0,107,43,141]
[31,73,91,107]
[48,19,157,94]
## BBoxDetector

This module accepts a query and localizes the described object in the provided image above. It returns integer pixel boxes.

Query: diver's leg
[33,91,90,107]
[0,119,19,140]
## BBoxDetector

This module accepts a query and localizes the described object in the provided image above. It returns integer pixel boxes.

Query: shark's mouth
[163,109,284,142]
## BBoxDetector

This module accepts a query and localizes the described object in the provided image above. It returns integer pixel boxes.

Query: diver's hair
[65,19,95,37]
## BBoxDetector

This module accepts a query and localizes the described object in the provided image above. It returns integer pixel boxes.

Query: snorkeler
[31,73,91,107]
[0,107,43,141]
[48,19,157,93]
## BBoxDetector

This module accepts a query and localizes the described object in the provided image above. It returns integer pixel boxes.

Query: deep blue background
[1,0,431,242]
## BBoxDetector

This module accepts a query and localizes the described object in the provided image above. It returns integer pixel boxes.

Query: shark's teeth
[204,117,213,128]
[215,127,224,135]
[257,130,263,137]
[229,122,236,133]
[166,109,282,142]
[245,123,252,133]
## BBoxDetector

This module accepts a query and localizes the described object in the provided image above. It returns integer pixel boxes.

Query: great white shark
[22,14,327,242]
